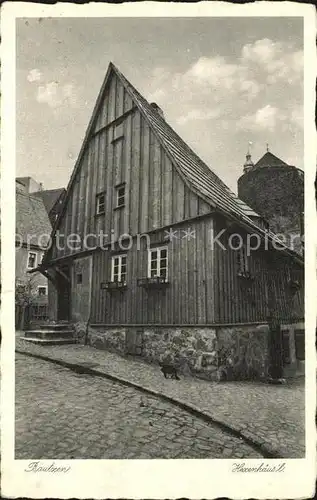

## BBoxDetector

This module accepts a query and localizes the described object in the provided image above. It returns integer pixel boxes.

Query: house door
[57,265,71,321]
[71,256,93,323]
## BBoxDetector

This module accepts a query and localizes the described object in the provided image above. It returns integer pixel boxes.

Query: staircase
[21,321,77,345]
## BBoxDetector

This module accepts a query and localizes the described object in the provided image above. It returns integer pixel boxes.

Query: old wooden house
[35,63,304,379]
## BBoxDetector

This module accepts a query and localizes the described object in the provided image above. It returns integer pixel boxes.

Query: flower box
[101,281,127,291]
[137,277,169,288]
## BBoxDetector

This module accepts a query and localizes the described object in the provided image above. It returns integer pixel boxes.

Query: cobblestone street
[16,335,305,458]
[15,353,262,459]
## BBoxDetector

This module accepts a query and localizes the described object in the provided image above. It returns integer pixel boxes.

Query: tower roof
[254,151,289,169]
[243,152,254,173]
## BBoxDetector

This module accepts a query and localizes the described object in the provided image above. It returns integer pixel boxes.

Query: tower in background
[237,148,304,254]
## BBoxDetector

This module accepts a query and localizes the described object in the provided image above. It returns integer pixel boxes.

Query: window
[148,247,168,280]
[76,273,83,285]
[115,184,125,208]
[96,192,106,215]
[38,286,47,296]
[27,252,37,269]
[237,244,249,274]
[111,254,127,282]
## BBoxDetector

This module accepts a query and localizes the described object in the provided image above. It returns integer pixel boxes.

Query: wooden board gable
[48,67,211,261]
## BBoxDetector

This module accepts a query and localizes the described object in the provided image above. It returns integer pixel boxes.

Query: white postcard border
[1,2,316,498]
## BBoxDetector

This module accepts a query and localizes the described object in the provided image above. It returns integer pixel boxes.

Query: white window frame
[148,246,168,280]
[111,254,127,283]
[115,184,125,208]
[37,285,48,296]
[96,192,106,215]
[27,251,37,270]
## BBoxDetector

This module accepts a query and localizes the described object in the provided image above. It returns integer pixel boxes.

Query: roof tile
[114,65,263,226]
[16,191,52,247]
[33,188,66,215]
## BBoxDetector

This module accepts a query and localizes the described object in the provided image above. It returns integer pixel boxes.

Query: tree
[15,276,37,329]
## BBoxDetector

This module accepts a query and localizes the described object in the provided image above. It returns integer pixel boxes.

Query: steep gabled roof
[254,151,289,169]
[114,65,262,225]
[33,188,66,215]
[46,62,303,265]
[16,190,52,247]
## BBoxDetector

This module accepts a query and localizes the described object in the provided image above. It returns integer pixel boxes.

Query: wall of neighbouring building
[15,247,49,328]
[15,246,48,301]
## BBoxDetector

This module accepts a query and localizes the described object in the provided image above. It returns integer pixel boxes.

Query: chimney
[16,179,26,192]
[150,102,164,119]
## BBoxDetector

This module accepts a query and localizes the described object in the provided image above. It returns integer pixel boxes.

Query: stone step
[23,329,74,340]
[34,322,72,332]
[20,337,77,345]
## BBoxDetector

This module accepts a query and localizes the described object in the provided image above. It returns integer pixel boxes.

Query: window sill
[114,205,125,211]
[138,277,169,288]
[95,212,106,218]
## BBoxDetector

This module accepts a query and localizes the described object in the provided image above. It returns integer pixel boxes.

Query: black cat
[159,362,180,380]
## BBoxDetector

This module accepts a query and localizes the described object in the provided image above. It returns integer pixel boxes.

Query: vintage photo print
[1,1,316,498]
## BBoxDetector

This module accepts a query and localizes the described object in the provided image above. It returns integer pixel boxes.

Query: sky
[16,17,304,193]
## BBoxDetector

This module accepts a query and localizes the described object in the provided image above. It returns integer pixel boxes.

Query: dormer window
[96,192,106,215]
[115,184,125,209]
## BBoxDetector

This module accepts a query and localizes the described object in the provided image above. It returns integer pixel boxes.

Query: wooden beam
[42,270,57,285]
[55,266,71,283]
[27,266,57,285]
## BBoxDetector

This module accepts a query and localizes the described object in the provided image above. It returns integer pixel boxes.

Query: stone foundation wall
[72,321,89,344]
[88,325,126,353]
[216,324,270,380]
[141,327,218,379]
[87,323,271,381]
